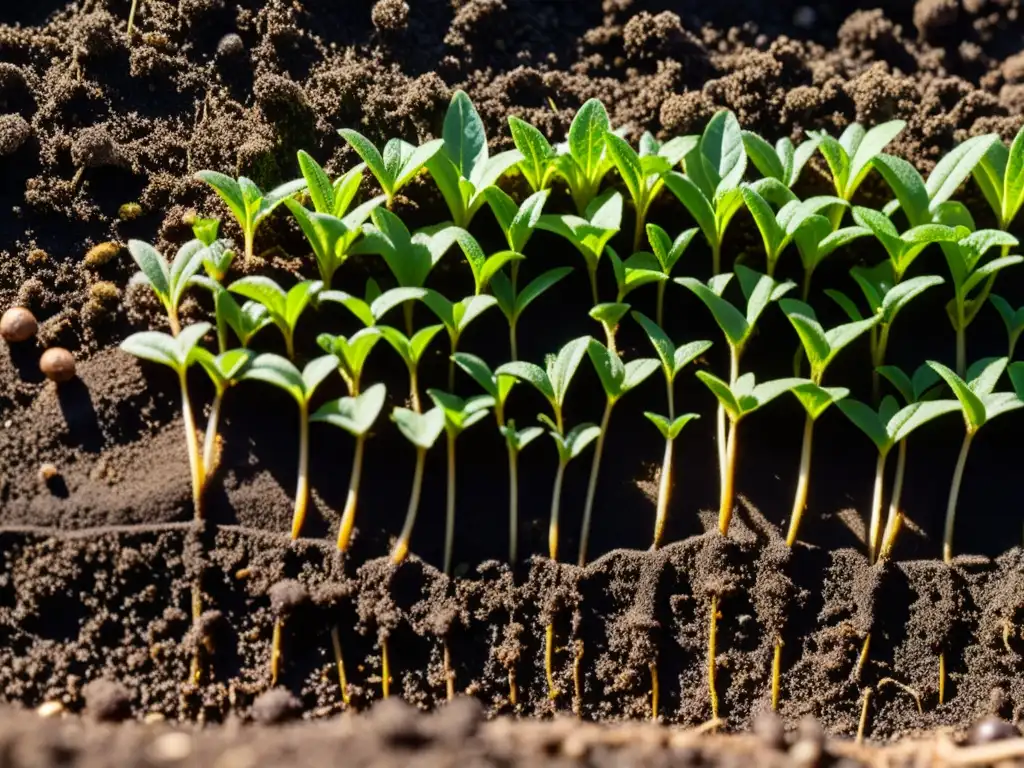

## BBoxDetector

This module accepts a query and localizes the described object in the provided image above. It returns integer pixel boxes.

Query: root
[189,580,203,686]
[330,626,350,707]
[508,667,517,707]
[771,637,783,711]
[650,661,659,721]
[270,618,283,687]
[878,677,923,714]
[545,623,559,699]
[381,637,392,699]
[938,650,946,706]
[857,688,872,744]
[855,633,871,682]
[443,639,455,701]
[708,595,720,720]
[1002,618,1017,656]
[572,639,584,717]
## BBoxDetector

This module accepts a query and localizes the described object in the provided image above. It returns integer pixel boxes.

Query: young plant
[295,151,368,217]
[740,188,847,277]
[241,354,336,539]
[491,267,573,360]
[741,131,821,189]
[791,214,869,300]
[283,191,384,286]
[633,311,711,547]
[190,347,254,488]
[194,171,307,264]
[128,239,208,335]
[972,124,1024,231]
[537,189,623,304]
[421,291,498,389]
[928,358,1022,562]
[427,90,522,228]
[390,407,447,563]
[427,390,495,574]
[664,110,747,274]
[228,277,323,360]
[508,115,558,193]
[378,324,444,412]
[319,279,427,330]
[646,224,697,326]
[194,229,235,281]
[453,230,523,296]
[989,295,1024,359]
[484,187,550,285]
[311,383,388,551]
[337,131,444,206]
[779,298,880,546]
[317,328,381,397]
[578,340,659,565]
[851,206,962,282]
[552,98,616,214]
[590,248,666,350]
[120,323,212,516]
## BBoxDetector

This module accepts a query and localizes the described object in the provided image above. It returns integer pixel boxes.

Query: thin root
[650,661,659,722]
[572,639,584,717]
[878,677,923,715]
[938,650,946,706]
[443,639,455,701]
[708,595,720,720]
[381,637,392,700]
[270,618,283,686]
[771,637,783,711]
[545,623,559,700]
[857,688,872,745]
[855,633,871,682]
[330,626,350,707]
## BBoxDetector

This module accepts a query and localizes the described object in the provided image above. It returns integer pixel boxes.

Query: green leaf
[825,289,864,322]
[1003,127,1024,225]
[427,389,495,433]
[495,361,554,403]
[888,399,961,444]
[258,178,308,224]
[838,399,891,453]
[549,336,592,407]
[632,311,674,376]
[880,275,944,324]
[750,377,807,410]
[392,406,446,450]
[741,131,785,181]
[128,240,171,305]
[311,382,387,437]
[605,132,646,206]
[877,365,915,404]
[622,357,660,392]
[792,383,849,420]
[443,90,487,181]
[121,322,211,372]
[779,299,830,374]
[301,355,338,398]
[192,218,220,246]
[509,116,555,192]
[927,360,987,431]
[515,266,573,318]
[331,165,365,218]
[702,110,746,196]
[872,154,930,226]
[297,150,335,215]
[847,120,905,197]
[589,302,631,331]
[284,280,323,330]
[339,129,391,194]
[586,338,625,399]
[370,287,429,324]
[507,189,550,252]
[741,186,783,259]
[501,421,544,452]
[664,172,717,245]
[695,370,741,421]
[1008,361,1024,400]
[568,99,611,183]
[452,353,502,401]
[229,276,288,319]
[195,171,248,229]
[676,276,749,348]
[645,411,700,441]
[811,133,850,197]
[927,134,999,211]
[564,422,601,461]
[968,356,1008,398]
[395,138,444,192]
[242,353,306,404]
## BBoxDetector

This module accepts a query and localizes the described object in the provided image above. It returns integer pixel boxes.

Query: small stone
[1,306,37,343]
[967,715,1019,744]
[71,125,123,169]
[753,710,786,750]
[38,463,59,483]
[147,732,193,762]
[371,0,409,31]
[40,348,76,383]
[251,688,301,724]
[790,716,824,765]
[83,678,132,722]
[36,700,65,718]
[0,114,31,157]
[217,33,244,58]
[84,241,121,268]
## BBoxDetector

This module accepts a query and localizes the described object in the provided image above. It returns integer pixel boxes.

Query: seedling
[928,358,1022,562]
[972,124,1024,230]
[579,339,659,565]
[989,295,1024,359]
[228,277,323,360]
[194,171,307,264]
[337,130,444,206]
[318,328,381,397]
[120,323,212,516]
[295,151,366,217]
[310,383,388,551]
[591,249,665,350]
[420,291,497,388]
[196,237,236,284]
[553,99,616,214]
[646,224,697,325]
[191,347,254,488]
[128,239,208,335]
[508,116,558,193]
[851,206,962,282]
[633,311,711,547]
[696,371,805,534]
[191,217,221,247]
[537,189,623,304]
[427,390,495,574]
[453,230,523,295]
[791,214,869,300]
[491,266,573,360]
[390,407,447,563]
[378,324,444,412]
[741,131,821,189]
[871,133,999,227]
[483,187,550,287]
[780,299,880,545]
[589,302,631,353]
[740,188,848,277]
[664,110,747,274]
[427,90,522,227]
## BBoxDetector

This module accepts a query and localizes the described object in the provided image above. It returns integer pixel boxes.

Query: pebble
[83,678,132,722]
[1,306,37,343]
[967,715,1019,744]
[40,347,76,382]
[753,710,786,750]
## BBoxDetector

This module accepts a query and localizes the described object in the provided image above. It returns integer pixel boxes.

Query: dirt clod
[71,126,124,170]
[268,580,309,617]
[371,0,409,32]
[0,114,31,156]
[82,679,131,722]
[251,688,302,724]
[83,242,121,268]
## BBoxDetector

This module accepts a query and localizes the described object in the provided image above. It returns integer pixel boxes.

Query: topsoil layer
[2,0,1024,756]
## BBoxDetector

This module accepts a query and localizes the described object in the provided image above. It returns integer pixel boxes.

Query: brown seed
[83,241,121,268]
[1,306,37,343]
[40,347,76,382]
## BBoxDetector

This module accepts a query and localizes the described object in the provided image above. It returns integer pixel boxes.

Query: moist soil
[3,0,1024,761]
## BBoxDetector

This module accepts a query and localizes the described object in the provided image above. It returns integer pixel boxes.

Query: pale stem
[771,638,783,711]
[510,259,520,293]
[381,636,392,699]
[330,626,350,706]
[179,369,205,520]
[828,203,845,231]
[656,281,667,328]
[443,431,457,576]
[284,329,296,361]
[545,623,559,699]
[409,365,422,413]
[938,650,946,705]
[448,333,460,391]
[392,447,427,563]
[632,203,646,254]
[578,400,614,567]
[650,661,659,721]
[244,228,255,267]
[880,440,908,559]
[336,435,365,552]
[785,414,815,547]
[169,307,181,337]
[801,266,815,302]
[652,438,673,549]
[126,0,139,40]
[201,391,223,488]
[711,240,721,276]
[708,594,720,719]
[507,444,520,565]
[717,345,739,497]
[270,618,283,685]
[872,323,891,405]
[403,301,415,337]
[718,419,738,535]
[867,451,888,564]
[290,403,310,540]
[943,431,974,564]
[549,461,566,561]
[443,639,455,701]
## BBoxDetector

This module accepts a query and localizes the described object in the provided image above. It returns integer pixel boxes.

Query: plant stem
[270,617,283,685]
[880,440,908,559]
[511,260,520,294]
[867,451,888,564]
[549,461,566,561]
[444,432,456,576]
[290,403,310,540]
[201,391,223,489]
[801,267,814,302]
[711,240,721,276]
[708,595,720,719]
[179,369,205,520]
[381,636,391,699]
[650,661,659,721]
[126,0,139,40]
[409,365,422,413]
[656,281,666,328]
[330,626,350,706]
[785,415,815,547]
[244,228,254,267]
[771,638,783,711]
[718,419,738,535]
[403,299,414,337]
[508,444,520,564]
[578,400,614,567]
[652,438,673,549]
[392,447,426,563]
[717,345,739,500]
[336,435,365,551]
[545,623,559,699]
[943,431,974,564]
[587,265,599,306]
[857,688,871,745]
[284,330,296,361]
[938,650,946,705]
[189,580,203,685]
[572,639,583,716]
[447,334,460,391]
[874,323,891,405]
[633,206,645,254]
[443,639,455,701]
[509,318,519,361]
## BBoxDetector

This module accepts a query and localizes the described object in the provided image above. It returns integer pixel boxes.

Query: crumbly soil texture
[3,0,1024,757]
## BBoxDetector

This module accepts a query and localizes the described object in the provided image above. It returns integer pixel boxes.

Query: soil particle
[0,113,30,156]
[251,688,302,724]
[70,126,125,170]
[82,679,132,722]
[268,579,310,618]
[367,697,428,747]
[753,710,786,750]
[216,34,245,59]
[371,0,410,33]
[622,12,704,63]
[913,0,960,43]
[659,92,718,135]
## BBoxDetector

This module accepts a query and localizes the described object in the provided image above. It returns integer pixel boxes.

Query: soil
[3,0,1024,761]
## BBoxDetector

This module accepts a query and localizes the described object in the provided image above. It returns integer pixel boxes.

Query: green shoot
[553,98,616,214]
[643,412,700,548]
[195,231,235,282]
[191,217,221,246]
[696,371,805,534]
[378,324,444,412]
[741,131,820,189]
[127,0,139,40]
[391,407,447,563]
[128,239,208,336]
[427,389,495,574]
[508,116,558,193]
[663,110,747,274]
[453,230,523,296]
[491,267,573,360]
[228,277,322,360]
[295,151,367,217]
[311,383,388,551]
[851,206,962,282]
[337,130,443,206]
[427,90,522,227]
[317,327,382,396]
[484,188,550,258]
[194,171,307,264]
[740,188,848,277]
[972,124,1024,230]
[989,295,1024,359]
[120,323,212,518]
[283,191,384,286]
[792,214,869,300]
[537,189,623,304]
[419,291,496,388]
[588,301,631,353]
[319,282,427,330]
[579,339,659,565]
[191,347,254,489]
[928,358,1022,562]
[241,354,336,539]
[609,247,668,303]
[646,224,697,325]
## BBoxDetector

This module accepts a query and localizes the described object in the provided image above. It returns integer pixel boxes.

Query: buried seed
[1,306,37,343]
[40,347,76,382]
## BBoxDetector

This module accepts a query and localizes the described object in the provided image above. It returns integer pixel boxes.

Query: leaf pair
[808,120,905,202]
[740,189,848,276]
[972,125,1024,230]
[120,322,212,376]
[497,336,591,432]
[353,208,460,291]
[586,338,659,403]
[128,239,208,334]
[741,131,820,189]
[229,277,323,359]
[491,267,573,358]
[553,99,617,214]
[317,328,382,396]
[839,394,959,459]
[780,298,880,383]
[929,357,1022,435]
[338,131,443,204]
[697,371,805,424]
[851,206,963,281]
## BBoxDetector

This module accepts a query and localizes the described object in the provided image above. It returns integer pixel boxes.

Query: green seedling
[552,98,616,214]
[484,187,550,285]
[391,407,447,563]
[284,190,384,286]
[128,239,208,336]
[378,324,444,412]
[806,120,905,225]
[591,248,667,350]
[317,328,381,397]
[740,188,848,277]
[537,189,623,304]
[696,371,805,534]
[319,282,427,330]
[677,266,795,494]
[928,358,1022,562]
[664,110,747,274]
[741,131,821,189]
[508,115,559,193]
[194,171,307,264]
[196,236,236,284]
[633,311,710,547]
[780,298,880,546]
[427,90,522,227]
[579,340,659,565]
[604,130,693,251]
[228,277,322,360]
[420,291,497,388]
[427,390,495,575]
[121,323,212,516]
[337,130,444,206]
[191,216,221,245]
[295,151,366,216]
[241,354,336,539]
[491,267,573,360]
[646,224,697,326]
[851,206,962,282]
[453,230,523,296]
[989,295,1024,359]
[973,124,1024,230]
[871,133,999,227]
[588,301,631,353]
[191,347,254,489]
[311,383,388,552]
[791,214,869,300]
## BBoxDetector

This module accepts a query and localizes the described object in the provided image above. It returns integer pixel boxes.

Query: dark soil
[2,0,1024,760]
